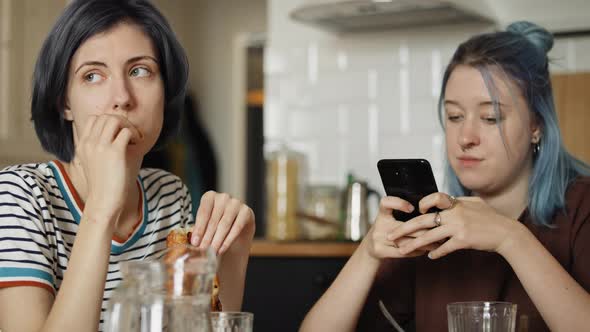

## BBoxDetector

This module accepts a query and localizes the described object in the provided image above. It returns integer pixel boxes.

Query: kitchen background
[1,0,590,330]
[2,0,589,217]
[264,0,590,193]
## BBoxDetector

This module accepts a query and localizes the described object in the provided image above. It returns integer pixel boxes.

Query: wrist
[357,238,382,271]
[84,196,122,221]
[496,220,531,258]
[82,200,120,234]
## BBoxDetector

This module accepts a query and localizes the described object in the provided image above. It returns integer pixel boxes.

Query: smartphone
[377,159,440,221]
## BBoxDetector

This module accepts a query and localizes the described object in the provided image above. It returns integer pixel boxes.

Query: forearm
[217,244,251,311]
[299,240,381,332]
[499,224,590,331]
[42,209,114,332]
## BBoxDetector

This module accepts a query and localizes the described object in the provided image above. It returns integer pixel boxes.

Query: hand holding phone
[377,159,440,221]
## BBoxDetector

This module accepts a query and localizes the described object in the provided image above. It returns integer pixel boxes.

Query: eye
[130,67,151,77]
[446,114,463,122]
[482,114,503,124]
[84,72,104,83]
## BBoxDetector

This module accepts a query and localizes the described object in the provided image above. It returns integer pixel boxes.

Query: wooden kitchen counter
[250,239,359,257]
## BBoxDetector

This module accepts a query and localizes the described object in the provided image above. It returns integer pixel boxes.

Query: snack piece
[166,226,222,311]
[166,226,191,248]
[211,275,222,311]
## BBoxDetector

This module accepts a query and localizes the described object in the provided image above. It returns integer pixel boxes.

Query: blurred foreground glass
[210,312,254,332]
[447,302,517,332]
[104,246,217,331]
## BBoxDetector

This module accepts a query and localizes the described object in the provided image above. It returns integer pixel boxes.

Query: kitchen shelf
[250,239,359,257]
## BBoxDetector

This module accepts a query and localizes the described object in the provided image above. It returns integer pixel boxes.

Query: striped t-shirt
[0,161,193,330]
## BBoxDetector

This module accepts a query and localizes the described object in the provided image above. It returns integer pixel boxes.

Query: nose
[458,117,480,151]
[111,77,135,112]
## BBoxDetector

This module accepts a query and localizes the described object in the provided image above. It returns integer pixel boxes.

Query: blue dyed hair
[438,21,590,226]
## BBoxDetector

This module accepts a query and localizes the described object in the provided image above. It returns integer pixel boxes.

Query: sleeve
[0,170,55,294]
[570,179,590,291]
[180,182,194,228]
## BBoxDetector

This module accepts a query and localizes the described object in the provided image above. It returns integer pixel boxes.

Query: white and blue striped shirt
[0,161,193,330]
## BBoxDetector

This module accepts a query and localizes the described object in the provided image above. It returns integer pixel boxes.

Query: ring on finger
[433,211,442,227]
[447,195,458,210]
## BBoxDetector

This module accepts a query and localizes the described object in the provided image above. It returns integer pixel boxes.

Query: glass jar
[265,144,307,241]
[104,246,217,332]
[301,185,341,240]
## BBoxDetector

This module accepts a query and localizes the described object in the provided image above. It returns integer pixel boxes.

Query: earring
[533,141,541,156]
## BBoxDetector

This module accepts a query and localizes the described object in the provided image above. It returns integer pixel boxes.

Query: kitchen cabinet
[552,72,590,164]
[0,1,65,168]
[242,240,358,332]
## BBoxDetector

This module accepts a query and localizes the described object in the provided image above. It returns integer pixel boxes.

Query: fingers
[397,225,451,255]
[387,213,439,242]
[113,127,133,148]
[191,191,216,246]
[418,192,455,214]
[219,205,253,255]
[199,193,230,249]
[209,198,241,252]
[425,238,461,259]
[191,191,254,255]
[100,115,142,145]
[379,196,414,216]
[372,241,428,258]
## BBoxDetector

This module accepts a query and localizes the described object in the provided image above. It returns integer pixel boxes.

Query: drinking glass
[447,301,517,332]
[210,312,254,332]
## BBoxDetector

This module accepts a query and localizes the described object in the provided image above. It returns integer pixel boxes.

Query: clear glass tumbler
[447,301,517,332]
[210,312,254,332]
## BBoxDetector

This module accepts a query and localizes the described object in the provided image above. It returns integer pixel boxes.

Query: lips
[457,156,483,167]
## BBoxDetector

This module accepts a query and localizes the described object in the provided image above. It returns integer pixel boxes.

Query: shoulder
[140,168,184,188]
[565,176,590,210]
[562,176,590,228]
[0,162,56,197]
[139,168,188,199]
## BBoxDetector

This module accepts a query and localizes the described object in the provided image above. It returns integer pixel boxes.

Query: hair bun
[507,21,554,54]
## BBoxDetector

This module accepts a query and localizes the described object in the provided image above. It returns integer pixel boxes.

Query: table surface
[249,239,359,257]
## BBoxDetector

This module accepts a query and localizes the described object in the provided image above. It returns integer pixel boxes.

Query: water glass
[447,301,517,332]
[210,312,254,332]
[104,295,212,332]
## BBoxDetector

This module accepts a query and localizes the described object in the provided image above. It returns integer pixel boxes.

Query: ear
[63,101,74,121]
[531,116,542,144]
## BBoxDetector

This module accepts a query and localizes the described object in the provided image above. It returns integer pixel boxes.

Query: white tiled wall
[264,0,590,194]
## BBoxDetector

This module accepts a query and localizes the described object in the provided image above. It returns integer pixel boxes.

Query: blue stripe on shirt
[0,267,54,284]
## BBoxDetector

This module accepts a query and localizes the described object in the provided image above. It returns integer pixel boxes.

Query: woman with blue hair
[301,21,590,331]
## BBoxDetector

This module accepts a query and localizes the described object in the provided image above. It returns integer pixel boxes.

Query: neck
[474,160,533,220]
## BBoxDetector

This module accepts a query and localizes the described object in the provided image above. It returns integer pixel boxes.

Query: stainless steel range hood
[290,0,494,33]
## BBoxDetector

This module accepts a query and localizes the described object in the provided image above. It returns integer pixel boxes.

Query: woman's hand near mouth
[73,113,143,227]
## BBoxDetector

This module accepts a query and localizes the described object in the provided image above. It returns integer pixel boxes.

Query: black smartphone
[377,158,440,221]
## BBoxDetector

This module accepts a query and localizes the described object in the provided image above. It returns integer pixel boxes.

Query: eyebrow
[74,55,159,74]
[444,99,508,108]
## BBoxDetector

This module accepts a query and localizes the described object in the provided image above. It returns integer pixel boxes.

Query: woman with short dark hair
[301,21,590,332]
[0,1,255,331]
